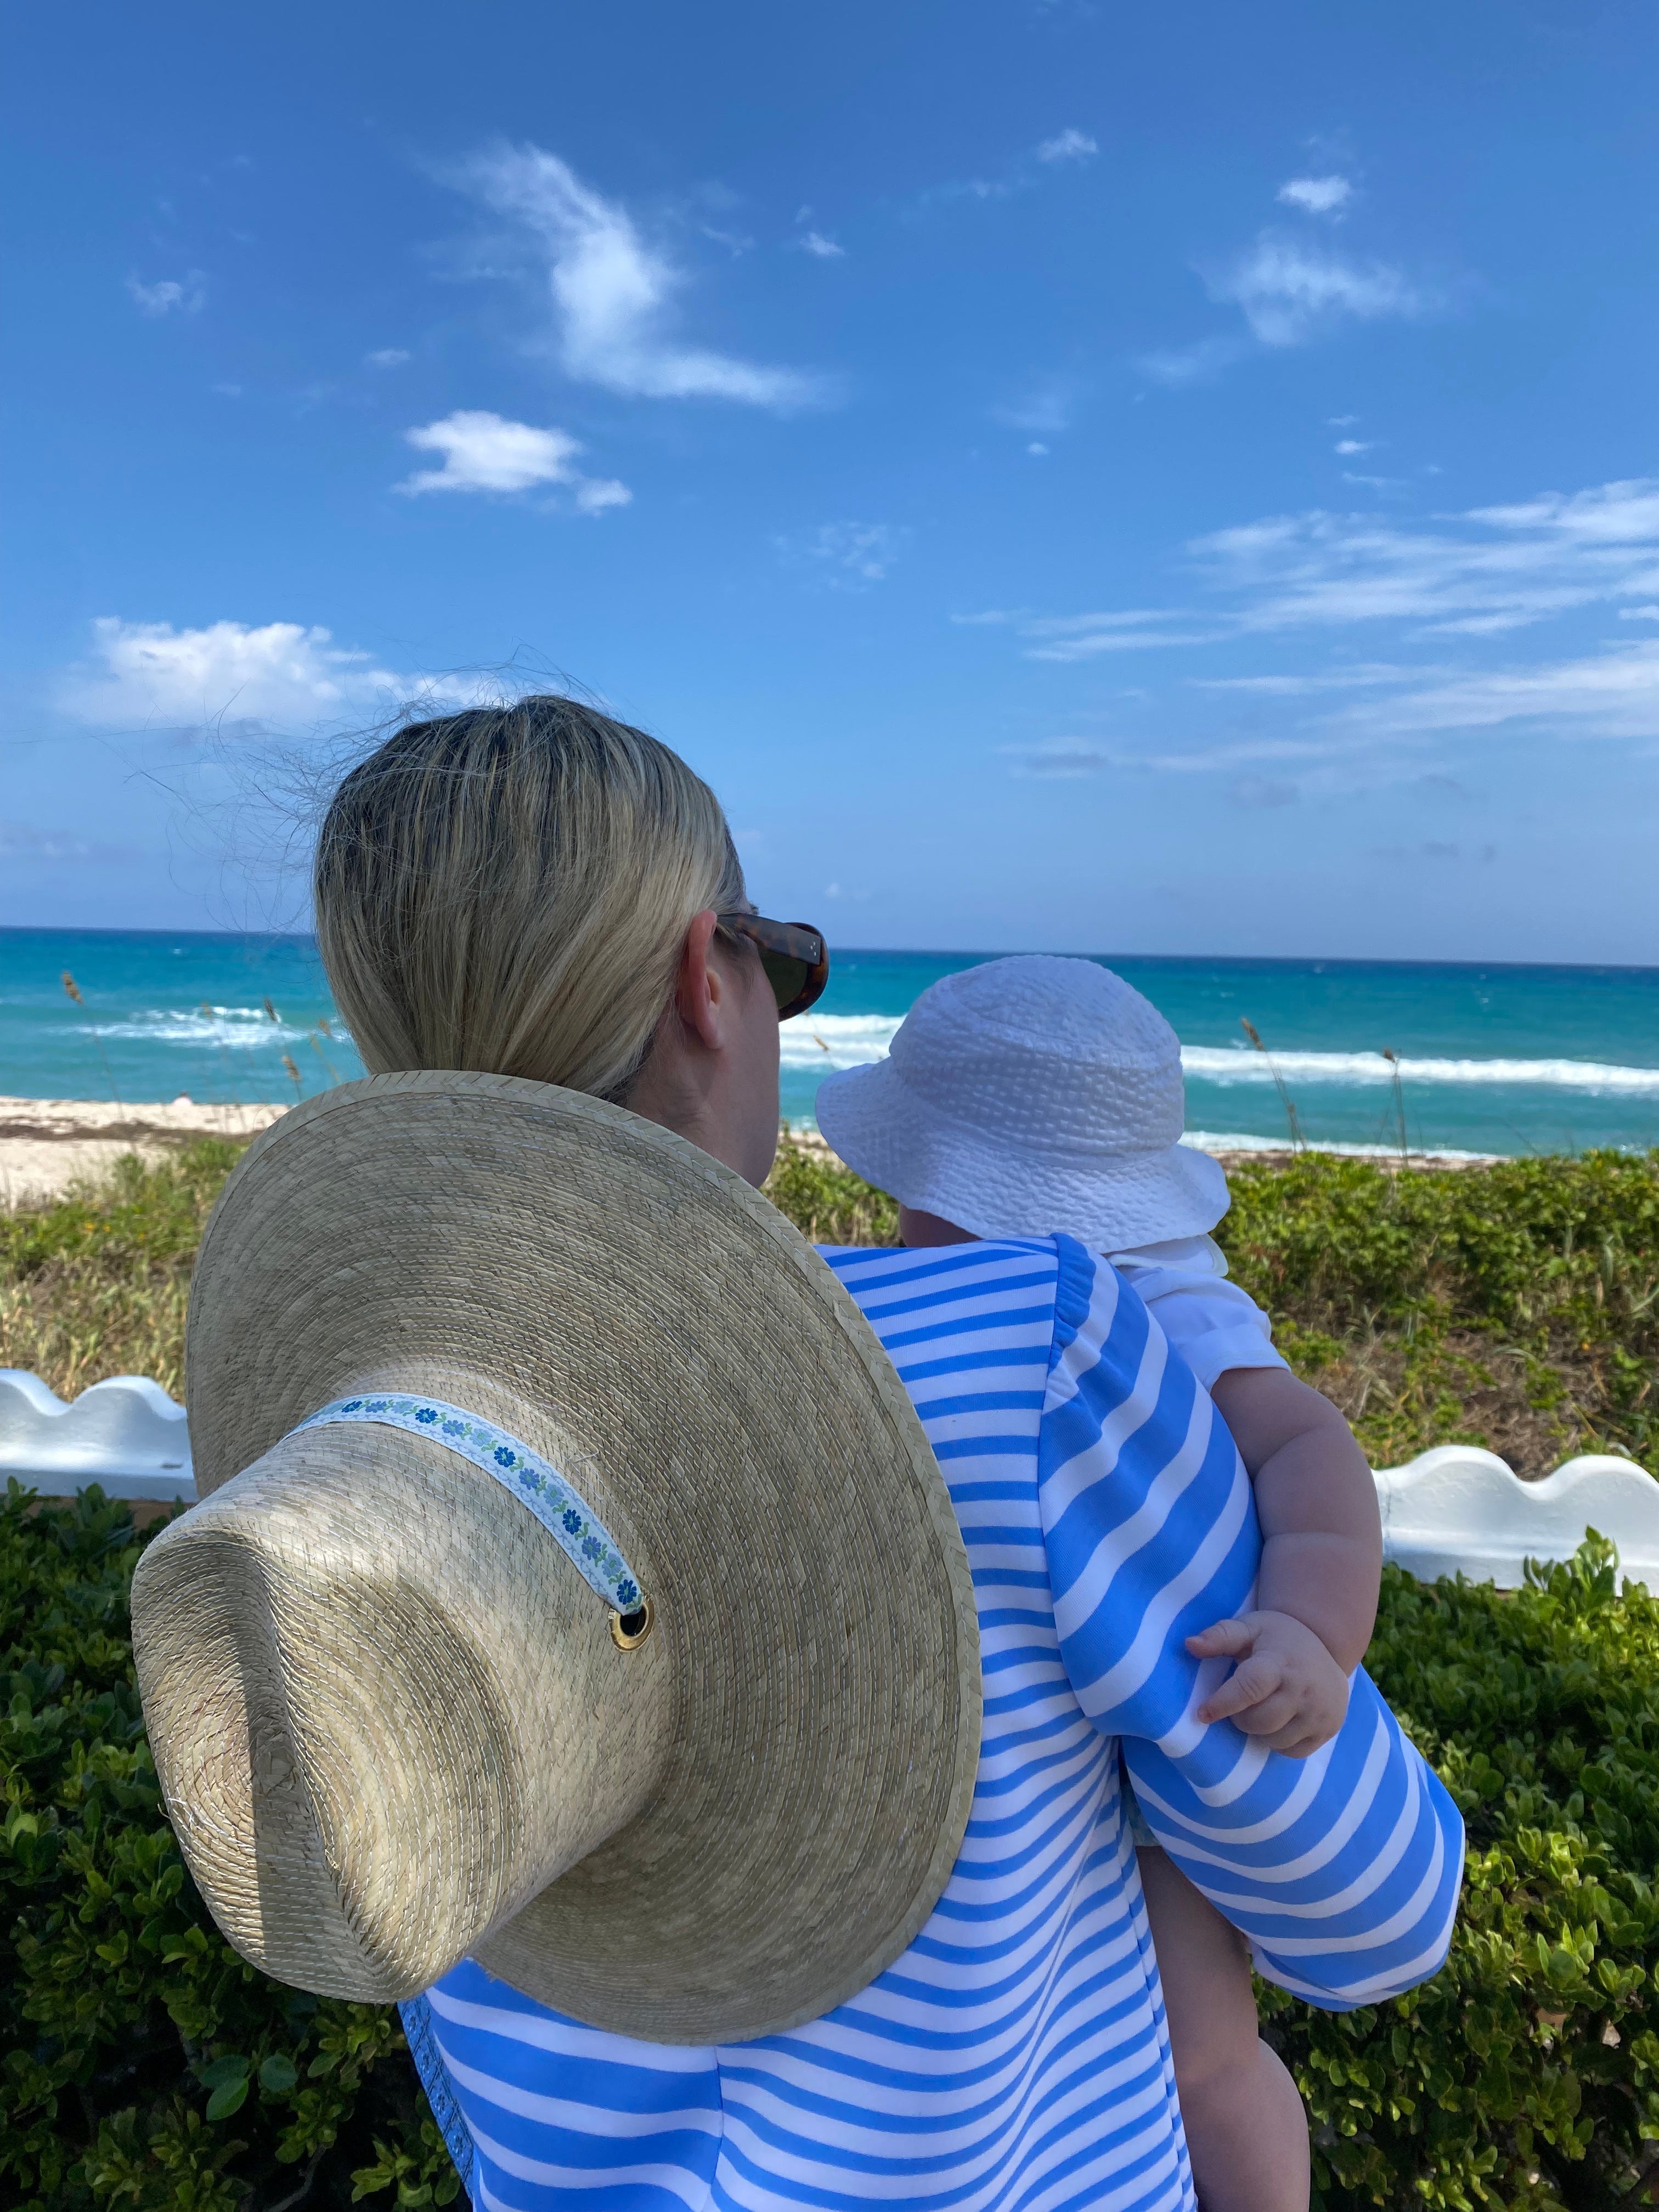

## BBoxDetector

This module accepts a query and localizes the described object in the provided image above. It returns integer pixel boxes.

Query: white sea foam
[781,1014,903,1070]
[87,1005,317,1052]
[1180,1130,1497,1163]
[1182,1046,1659,1094]
[782,1017,1659,1097]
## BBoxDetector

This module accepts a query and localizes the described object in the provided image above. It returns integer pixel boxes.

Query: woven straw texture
[132,1073,981,2043]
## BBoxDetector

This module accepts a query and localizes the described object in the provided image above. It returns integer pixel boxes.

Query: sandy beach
[0,1101,1498,1211]
[0,1097,287,1209]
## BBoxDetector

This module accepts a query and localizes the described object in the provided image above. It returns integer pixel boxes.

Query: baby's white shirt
[1104,1232,1288,1393]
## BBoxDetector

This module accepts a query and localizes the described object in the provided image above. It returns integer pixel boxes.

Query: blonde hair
[314,696,746,1102]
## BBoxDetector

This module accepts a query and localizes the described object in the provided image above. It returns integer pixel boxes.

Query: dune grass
[0,1142,240,1402]
[3,1132,1657,1480]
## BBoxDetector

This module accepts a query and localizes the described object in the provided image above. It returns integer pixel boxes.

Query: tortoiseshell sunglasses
[716,912,830,1020]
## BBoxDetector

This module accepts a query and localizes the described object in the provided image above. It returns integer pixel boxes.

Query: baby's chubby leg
[1137,1846,1310,2212]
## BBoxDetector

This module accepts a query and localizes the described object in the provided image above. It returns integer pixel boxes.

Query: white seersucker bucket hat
[815,955,1229,1251]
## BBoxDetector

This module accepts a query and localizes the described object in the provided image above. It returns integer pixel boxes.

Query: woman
[310,695,1462,2212]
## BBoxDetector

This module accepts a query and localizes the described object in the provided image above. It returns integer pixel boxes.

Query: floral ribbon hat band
[299,1395,646,1620]
[130,1070,980,2045]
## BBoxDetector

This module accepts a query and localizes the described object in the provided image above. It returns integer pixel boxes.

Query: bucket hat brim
[817,1056,1230,1250]
[136,1071,981,2044]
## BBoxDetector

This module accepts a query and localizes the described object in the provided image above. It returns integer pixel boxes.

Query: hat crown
[889,956,1184,1155]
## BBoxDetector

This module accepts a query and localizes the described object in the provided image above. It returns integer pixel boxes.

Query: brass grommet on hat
[131,1072,981,2044]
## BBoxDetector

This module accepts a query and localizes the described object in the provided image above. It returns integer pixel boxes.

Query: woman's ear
[673,909,725,1051]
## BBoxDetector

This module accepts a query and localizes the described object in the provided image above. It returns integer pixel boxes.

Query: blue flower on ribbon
[343,1400,364,1413]
[562,1508,582,1535]
[616,1579,640,1610]
[493,1444,516,1468]
[442,1418,465,1435]
[582,1535,602,1560]
[366,1400,390,1413]
[415,1407,438,1425]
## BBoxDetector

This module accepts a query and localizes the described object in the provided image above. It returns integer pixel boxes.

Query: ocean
[4,927,1658,1159]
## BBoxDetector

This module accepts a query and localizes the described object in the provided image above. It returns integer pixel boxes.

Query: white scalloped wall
[4,1368,1658,1588]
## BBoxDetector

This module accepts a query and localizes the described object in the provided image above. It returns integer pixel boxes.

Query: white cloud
[1344,640,1659,742]
[127,271,206,317]
[1194,663,1432,696]
[802,521,907,584]
[450,143,821,408]
[1002,738,1118,777]
[58,618,477,731]
[966,476,1659,765]
[1277,175,1352,217]
[366,348,411,369]
[1028,442,1049,456]
[1036,129,1098,164]
[395,410,630,513]
[1015,609,1225,662]
[1211,232,1425,347]
[0,820,132,864]
[795,230,845,259]
[1137,335,1248,386]
[1184,479,1659,635]
[1335,439,1371,455]
[994,376,1077,433]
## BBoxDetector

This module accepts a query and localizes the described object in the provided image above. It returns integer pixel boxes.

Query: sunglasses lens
[761,952,811,1014]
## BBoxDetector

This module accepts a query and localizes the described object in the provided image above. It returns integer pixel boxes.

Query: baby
[816,954,1382,2212]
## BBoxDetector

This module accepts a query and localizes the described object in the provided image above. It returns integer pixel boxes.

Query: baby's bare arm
[1207,1365,1382,1673]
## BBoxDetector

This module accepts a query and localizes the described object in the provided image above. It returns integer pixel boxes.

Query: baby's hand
[1187,1610,1350,1757]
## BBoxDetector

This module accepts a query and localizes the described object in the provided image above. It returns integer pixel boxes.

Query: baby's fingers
[1186,1617,1255,1660]
[1195,1652,1284,1724]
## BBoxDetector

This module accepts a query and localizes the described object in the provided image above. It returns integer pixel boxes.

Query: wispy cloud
[1276,175,1352,217]
[967,476,1659,770]
[395,409,630,512]
[794,229,845,259]
[366,347,410,369]
[1137,334,1248,387]
[1036,128,1098,164]
[1186,479,1659,635]
[1001,738,1120,777]
[127,270,206,318]
[993,376,1079,433]
[783,521,909,587]
[1337,640,1659,742]
[58,618,479,731]
[1210,233,1426,347]
[448,143,822,408]
[918,129,1099,210]
[0,820,136,865]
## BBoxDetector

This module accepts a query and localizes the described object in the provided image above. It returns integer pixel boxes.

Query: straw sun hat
[816,955,1229,1250]
[132,1071,980,2044]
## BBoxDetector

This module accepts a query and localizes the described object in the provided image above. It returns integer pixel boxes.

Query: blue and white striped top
[403,1236,1463,2212]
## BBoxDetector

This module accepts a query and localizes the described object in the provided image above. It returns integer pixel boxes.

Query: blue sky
[3,0,1656,961]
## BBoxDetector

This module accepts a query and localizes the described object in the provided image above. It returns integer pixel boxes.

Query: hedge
[7,1139,1659,2208]
[9,1497,1659,2208]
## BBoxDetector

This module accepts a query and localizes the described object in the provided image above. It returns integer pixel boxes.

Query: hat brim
[816,1057,1230,1249]
[161,1071,980,2043]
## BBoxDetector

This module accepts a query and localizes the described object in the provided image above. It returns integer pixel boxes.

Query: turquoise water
[4,929,1658,1158]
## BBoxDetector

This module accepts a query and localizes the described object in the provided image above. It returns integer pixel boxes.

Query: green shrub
[8,1504,1659,2210]
[0,1483,454,2212]
[1218,1149,1659,1476]
[9,1139,1659,2207]
[1266,1539,1659,2210]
